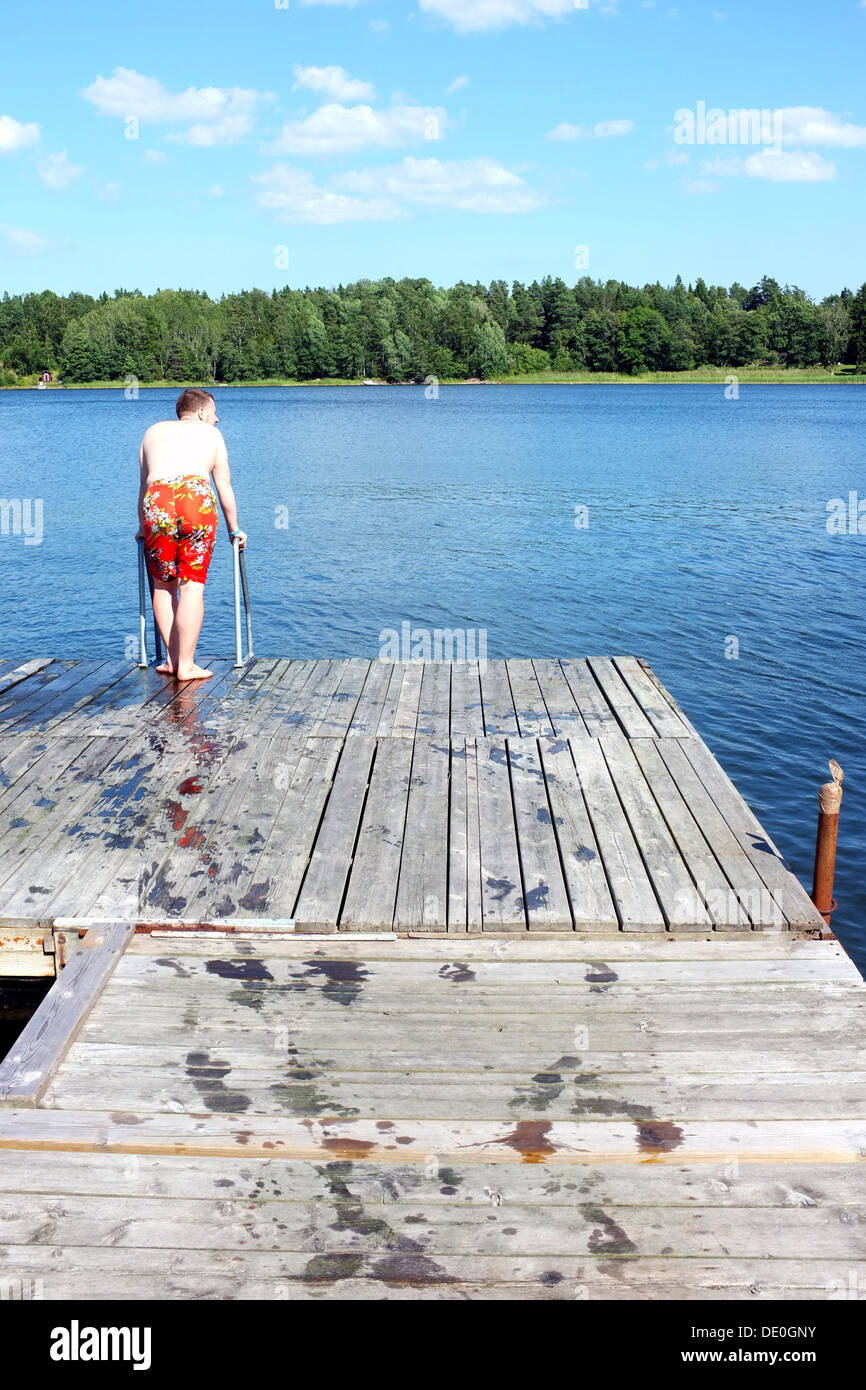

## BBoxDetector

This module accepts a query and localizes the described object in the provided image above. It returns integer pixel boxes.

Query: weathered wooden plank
[631,738,751,930]
[5,661,134,734]
[79,662,298,921]
[569,738,664,930]
[6,1148,866,1207]
[345,661,394,737]
[0,732,52,797]
[681,738,825,930]
[0,923,133,1105]
[415,662,451,738]
[531,660,590,740]
[293,735,376,929]
[587,657,657,739]
[340,738,414,929]
[0,737,128,915]
[41,1064,866,1122]
[0,657,55,696]
[125,932,847,962]
[478,662,518,737]
[231,737,343,920]
[390,664,423,738]
[613,656,692,738]
[307,658,369,738]
[374,663,408,738]
[506,740,571,929]
[559,659,619,738]
[394,738,450,929]
[2,1108,863,1164]
[505,660,554,737]
[4,1188,866,1262]
[654,738,787,928]
[474,738,524,930]
[537,737,618,932]
[0,659,83,725]
[106,950,864,987]
[64,1032,866,1078]
[600,734,713,930]
[33,665,249,922]
[449,663,484,739]
[183,734,309,922]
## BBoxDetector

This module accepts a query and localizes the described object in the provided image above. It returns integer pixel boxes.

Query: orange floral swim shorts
[142,474,218,584]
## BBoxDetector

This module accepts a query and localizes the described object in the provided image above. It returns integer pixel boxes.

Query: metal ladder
[137,536,254,670]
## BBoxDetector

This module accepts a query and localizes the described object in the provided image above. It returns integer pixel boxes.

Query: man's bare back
[140,416,224,486]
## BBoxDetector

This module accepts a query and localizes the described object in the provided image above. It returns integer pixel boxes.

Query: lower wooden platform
[0,654,825,936]
[0,933,864,1300]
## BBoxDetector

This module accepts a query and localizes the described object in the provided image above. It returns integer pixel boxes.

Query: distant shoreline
[4,367,865,391]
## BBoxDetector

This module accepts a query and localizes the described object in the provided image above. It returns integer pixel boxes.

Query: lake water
[1,384,864,970]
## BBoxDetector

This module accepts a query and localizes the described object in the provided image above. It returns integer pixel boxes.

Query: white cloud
[446,75,469,94]
[254,164,402,224]
[684,179,720,195]
[0,114,40,154]
[643,159,658,169]
[337,155,544,213]
[369,17,391,29]
[777,106,866,148]
[255,155,544,223]
[746,149,837,181]
[699,149,837,181]
[419,0,575,33]
[81,68,272,145]
[207,184,224,196]
[666,149,689,166]
[0,223,50,252]
[548,119,633,141]
[37,150,84,190]
[142,149,166,164]
[99,181,123,199]
[293,65,375,102]
[266,103,447,156]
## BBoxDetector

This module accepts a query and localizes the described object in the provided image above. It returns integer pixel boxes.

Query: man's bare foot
[175,665,213,681]
[155,661,174,675]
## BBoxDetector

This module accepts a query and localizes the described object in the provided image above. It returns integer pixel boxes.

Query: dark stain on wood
[206,958,274,981]
[634,1120,685,1156]
[292,959,369,1007]
[585,962,618,984]
[438,961,475,983]
[185,1050,251,1113]
[581,1202,638,1256]
[490,1119,557,1163]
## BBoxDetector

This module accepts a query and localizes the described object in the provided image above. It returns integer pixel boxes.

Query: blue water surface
[1,384,863,969]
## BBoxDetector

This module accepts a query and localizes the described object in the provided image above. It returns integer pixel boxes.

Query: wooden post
[811,759,843,932]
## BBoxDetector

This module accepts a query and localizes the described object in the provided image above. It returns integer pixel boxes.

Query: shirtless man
[136,388,247,681]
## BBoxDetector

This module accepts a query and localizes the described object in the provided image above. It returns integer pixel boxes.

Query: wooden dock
[0,654,828,936]
[0,654,863,1301]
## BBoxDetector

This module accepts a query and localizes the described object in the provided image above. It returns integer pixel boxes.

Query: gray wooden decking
[0,654,825,935]
[0,656,862,1301]
[1,932,864,1300]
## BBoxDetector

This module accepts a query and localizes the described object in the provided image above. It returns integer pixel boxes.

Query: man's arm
[211,430,245,545]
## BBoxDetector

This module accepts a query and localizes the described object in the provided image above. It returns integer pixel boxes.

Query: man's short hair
[176,388,214,419]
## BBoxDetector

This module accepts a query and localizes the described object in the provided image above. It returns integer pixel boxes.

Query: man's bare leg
[172,579,212,681]
[151,579,178,674]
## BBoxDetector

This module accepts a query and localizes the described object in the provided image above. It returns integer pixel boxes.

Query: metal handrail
[233,537,254,667]
[137,538,165,668]
[137,535,252,669]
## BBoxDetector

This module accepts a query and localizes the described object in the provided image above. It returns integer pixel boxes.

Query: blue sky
[1,0,864,298]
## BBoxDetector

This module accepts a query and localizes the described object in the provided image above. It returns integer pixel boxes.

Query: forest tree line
[1,274,865,385]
